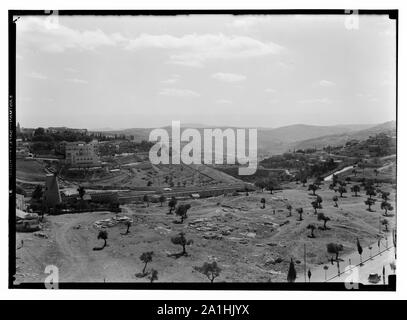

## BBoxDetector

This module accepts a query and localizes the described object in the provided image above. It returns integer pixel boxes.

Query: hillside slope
[291,121,396,151]
[103,123,379,156]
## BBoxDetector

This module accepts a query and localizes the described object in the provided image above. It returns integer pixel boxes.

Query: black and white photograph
[9,9,398,292]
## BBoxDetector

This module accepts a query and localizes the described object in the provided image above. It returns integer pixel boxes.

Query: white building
[16,193,27,211]
[65,140,100,167]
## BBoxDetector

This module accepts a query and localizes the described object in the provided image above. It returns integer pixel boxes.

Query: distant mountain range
[259,123,376,143]
[255,123,378,154]
[93,121,396,156]
[290,121,396,151]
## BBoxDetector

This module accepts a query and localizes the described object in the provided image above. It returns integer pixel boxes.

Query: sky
[15,13,396,129]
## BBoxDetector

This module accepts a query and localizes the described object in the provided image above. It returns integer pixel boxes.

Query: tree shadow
[135,271,150,278]
[330,258,344,264]
[384,213,395,217]
[318,226,331,231]
[167,252,188,259]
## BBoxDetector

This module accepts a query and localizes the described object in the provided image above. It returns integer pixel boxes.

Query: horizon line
[17,119,396,132]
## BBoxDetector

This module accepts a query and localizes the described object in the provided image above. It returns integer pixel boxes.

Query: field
[15,180,395,284]
[337,161,397,184]
[16,159,47,183]
[16,155,240,193]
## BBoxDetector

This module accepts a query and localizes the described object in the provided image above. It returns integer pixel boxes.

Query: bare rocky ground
[15,181,396,284]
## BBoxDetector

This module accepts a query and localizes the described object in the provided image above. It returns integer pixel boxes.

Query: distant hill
[291,121,396,151]
[255,123,378,155]
[260,123,375,143]
[95,128,151,142]
[90,127,118,131]
[97,122,387,154]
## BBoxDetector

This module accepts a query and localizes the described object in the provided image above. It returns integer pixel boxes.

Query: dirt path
[53,211,148,282]
[377,163,394,172]
[52,213,97,282]
[16,211,140,283]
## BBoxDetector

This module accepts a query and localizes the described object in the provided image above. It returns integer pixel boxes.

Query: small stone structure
[43,174,62,208]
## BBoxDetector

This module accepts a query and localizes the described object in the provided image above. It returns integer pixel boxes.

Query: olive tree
[327,243,343,261]
[195,261,222,283]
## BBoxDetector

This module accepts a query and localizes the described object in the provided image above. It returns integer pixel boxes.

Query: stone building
[65,140,100,167]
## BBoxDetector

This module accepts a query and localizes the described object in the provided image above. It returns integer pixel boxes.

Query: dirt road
[16,211,140,283]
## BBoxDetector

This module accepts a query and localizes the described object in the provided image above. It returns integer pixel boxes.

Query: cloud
[226,16,277,30]
[161,74,180,84]
[18,18,284,67]
[64,67,79,73]
[275,61,295,70]
[127,33,283,67]
[269,99,280,104]
[215,99,232,104]
[357,93,373,98]
[298,98,333,104]
[158,88,200,98]
[27,71,47,80]
[293,15,339,21]
[18,17,121,53]
[318,80,336,87]
[212,72,246,83]
[227,16,265,29]
[357,93,378,102]
[265,88,276,93]
[65,78,88,84]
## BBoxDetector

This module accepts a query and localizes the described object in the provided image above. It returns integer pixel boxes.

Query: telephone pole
[304,244,307,282]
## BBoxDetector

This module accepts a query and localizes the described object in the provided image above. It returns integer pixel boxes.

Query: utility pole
[304,244,307,282]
